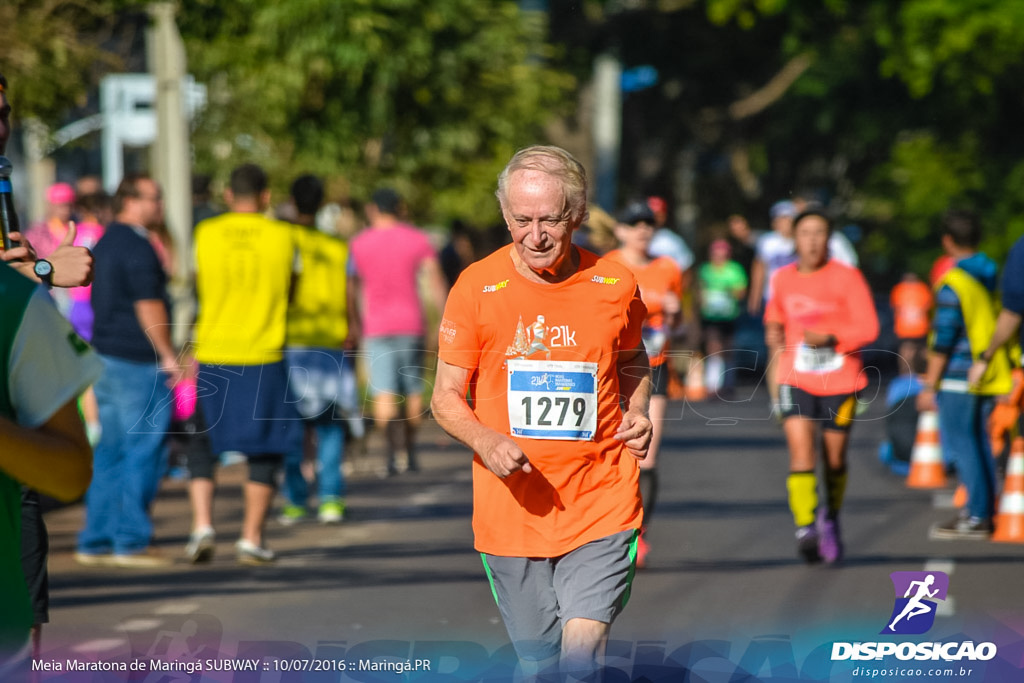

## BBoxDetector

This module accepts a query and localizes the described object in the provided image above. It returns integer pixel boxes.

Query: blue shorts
[197,361,303,455]
[284,347,360,421]
[365,335,425,397]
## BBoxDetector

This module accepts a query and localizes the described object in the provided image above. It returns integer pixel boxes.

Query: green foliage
[565,0,1024,282]
[179,0,574,224]
[0,1,121,125]
[859,133,984,276]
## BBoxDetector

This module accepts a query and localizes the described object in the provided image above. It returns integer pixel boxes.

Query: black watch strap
[33,259,54,286]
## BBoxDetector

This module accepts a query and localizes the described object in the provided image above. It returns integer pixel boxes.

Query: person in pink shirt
[350,188,448,475]
[764,209,879,565]
[66,191,109,341]
[26,182,75,259]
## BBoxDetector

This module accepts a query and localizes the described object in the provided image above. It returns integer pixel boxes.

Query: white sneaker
[235,539,275,565]
[185,527,216,564]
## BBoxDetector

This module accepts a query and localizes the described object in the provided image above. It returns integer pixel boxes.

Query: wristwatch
[33,259,54,286]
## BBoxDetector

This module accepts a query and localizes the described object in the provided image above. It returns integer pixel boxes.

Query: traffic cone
[685,357,708,402]
[952,483,967,509]
[993,436,1024,543]
[906,410,946,489]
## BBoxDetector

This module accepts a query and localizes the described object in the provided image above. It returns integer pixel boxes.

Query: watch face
[34,260,52,277]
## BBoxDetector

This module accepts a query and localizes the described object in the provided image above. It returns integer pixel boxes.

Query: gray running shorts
[480,528,639,662]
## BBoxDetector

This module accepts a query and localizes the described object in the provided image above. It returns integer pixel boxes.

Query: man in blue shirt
[76,174,180,567]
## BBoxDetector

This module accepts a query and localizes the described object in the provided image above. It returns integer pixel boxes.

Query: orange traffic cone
[993,436,1024,543]
[685,357,708,402]
[952,483,968,509]
[907,410,947,489]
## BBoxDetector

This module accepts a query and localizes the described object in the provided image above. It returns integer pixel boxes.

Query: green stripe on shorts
[480,553,500,605]
[621,529,640,609]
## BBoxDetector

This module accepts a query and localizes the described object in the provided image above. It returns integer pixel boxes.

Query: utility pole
[593,53,622,212]
[147,1,193,346]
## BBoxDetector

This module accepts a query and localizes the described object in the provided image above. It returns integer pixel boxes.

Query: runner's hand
[916,387,938,412]
[479,434,532,478]
[967,359,988,388]
[803,330,835,347]
[615,410,652,459]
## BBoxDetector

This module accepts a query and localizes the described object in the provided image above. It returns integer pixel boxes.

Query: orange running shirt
[764,260,879,396]
[438,246,647,557]
[890,280,933,340]
[603,250,683,367]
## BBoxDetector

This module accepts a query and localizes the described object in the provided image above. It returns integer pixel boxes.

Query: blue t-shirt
[90,222,170,362]
[1001,237,1024,347]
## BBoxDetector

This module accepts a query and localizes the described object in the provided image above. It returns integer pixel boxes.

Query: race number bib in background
[507,359,598,440]
[794,343,844,374]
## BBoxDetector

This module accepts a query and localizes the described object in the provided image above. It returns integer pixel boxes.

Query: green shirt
[0,265,38,652]
[0,264,101,654]
[698,261,748,321]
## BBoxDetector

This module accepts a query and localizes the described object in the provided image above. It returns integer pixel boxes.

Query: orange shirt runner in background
[603,250,683,368]
[438,247,647,558]
[890,276,933,340]
[765,259,880,396]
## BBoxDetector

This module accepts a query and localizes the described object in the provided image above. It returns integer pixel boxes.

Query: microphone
[0,155,20,251]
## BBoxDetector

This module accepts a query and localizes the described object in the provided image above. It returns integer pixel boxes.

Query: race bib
[702,290,734,317]
[507,359,598,441]
[794,343,844,374]
[642,326,668,358]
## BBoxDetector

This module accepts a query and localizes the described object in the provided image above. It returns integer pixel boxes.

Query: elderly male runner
[432,146,652,681]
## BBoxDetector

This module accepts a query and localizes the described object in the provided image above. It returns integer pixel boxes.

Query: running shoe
[816,509,843,564]
[74,551,116,567]
[929,515,993,541]
[277,504,307,526]
[235,539,275,565]
[113,547,172,568]
[795,524,821,564]
[318,500,345,524]
[185,527,216,564]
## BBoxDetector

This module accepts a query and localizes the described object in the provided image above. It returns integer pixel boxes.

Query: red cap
[647,196,668,214]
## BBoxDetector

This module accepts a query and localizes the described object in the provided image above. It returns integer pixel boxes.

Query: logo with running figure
[882,571,949,635]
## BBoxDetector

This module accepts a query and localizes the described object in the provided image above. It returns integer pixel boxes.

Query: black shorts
[651,362,669,397]
[700,319,736,340]
[20,487,48,625]
[778,385,858,432]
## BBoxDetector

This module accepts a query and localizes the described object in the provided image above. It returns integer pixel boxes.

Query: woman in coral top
[764,209,879,565]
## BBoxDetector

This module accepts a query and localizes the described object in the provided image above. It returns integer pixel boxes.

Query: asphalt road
[31,382,1024,682]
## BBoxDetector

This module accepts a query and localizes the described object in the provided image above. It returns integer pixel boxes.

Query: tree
[548,0,1024,280]
[0,1,121,126]
[178,0,574,223]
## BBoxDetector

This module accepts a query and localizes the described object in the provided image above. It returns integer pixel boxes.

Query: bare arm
[345,269,361,350]
[0,401,92,502]
[917,350,949,412]
[421,256,449,319]
[135,299,179,382]
[748,258,765,314]
[430,358,532,478]
[615,345,653,459]
[968,309,1022,386]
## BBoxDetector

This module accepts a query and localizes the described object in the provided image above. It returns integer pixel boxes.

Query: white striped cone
[907,410,946,489]
[993,437,1024,543]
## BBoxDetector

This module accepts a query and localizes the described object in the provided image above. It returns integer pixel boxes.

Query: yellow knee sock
[787,471,818,527]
